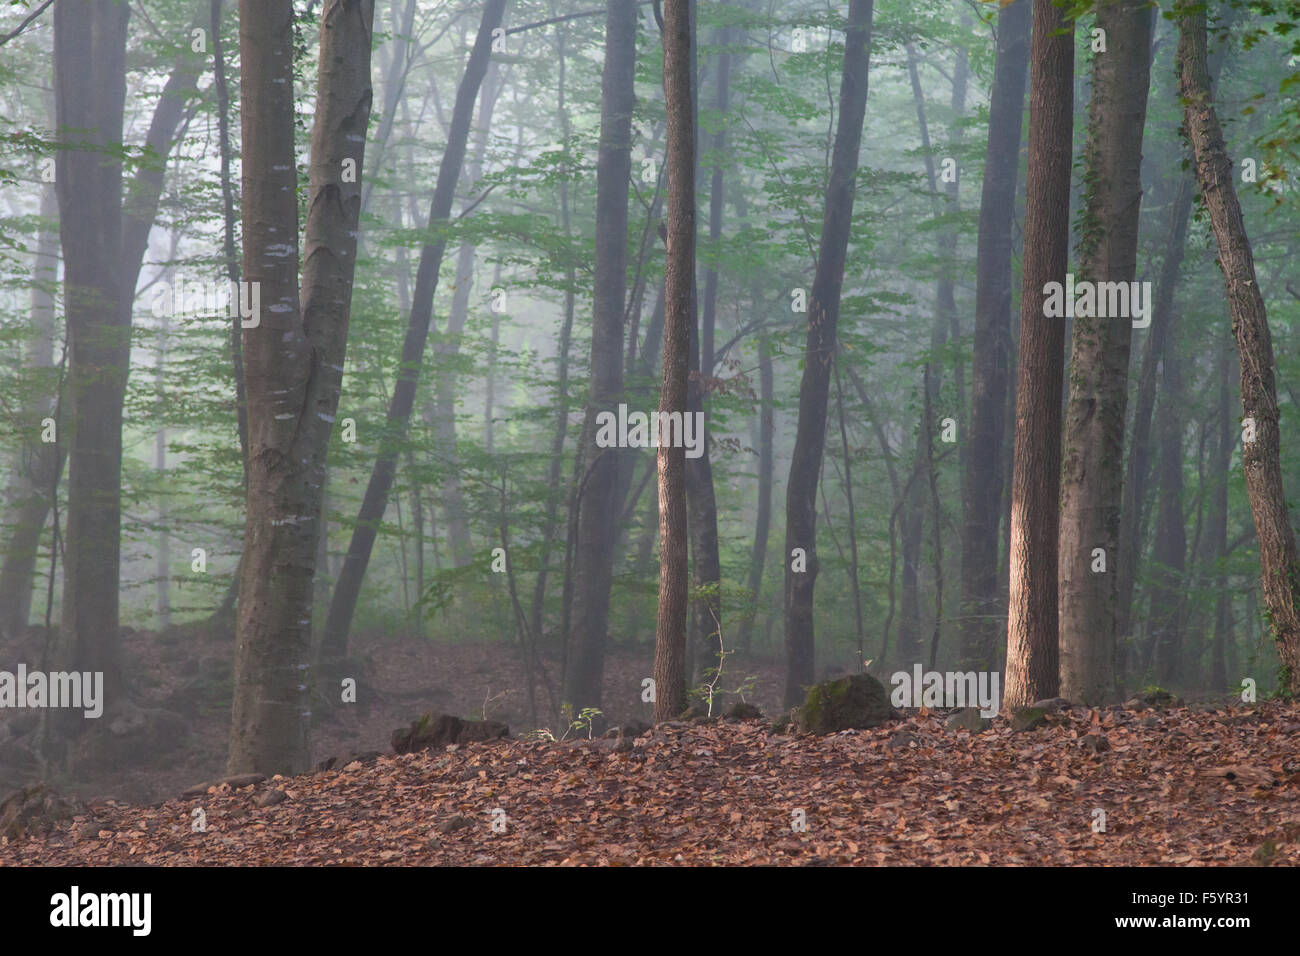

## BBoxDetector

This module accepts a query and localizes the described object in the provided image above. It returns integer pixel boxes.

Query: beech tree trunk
[781,0,873,709]
[320,0,505,665]
[1004,0,1073,709]
[1057,0,1151,705]
[959,0,1029,671]
[564,0,636,714]
[229,0,374,774]
[1177,1,1300,694]
[52,0,131,694]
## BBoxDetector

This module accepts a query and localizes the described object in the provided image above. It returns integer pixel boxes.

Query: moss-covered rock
[1010,706,1048,732]
[795,673,896,734]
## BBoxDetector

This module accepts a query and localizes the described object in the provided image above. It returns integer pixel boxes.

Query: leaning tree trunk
[959,0,1030,671]
[52,0,131,697]
[320,0,505,666]
[1057,0,1151,705]
[228,0,375,774]
[781,0,874,709]
[1177,1,1300,694]
[564,0,636,715]
[1004,0,1073,709]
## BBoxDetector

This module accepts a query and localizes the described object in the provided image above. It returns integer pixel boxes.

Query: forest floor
[2,696,1299,865]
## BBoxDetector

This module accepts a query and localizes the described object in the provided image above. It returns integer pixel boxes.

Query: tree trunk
[654,0,696,722]
[959,0,1030,671]
[229,0,374,774]
[1057,0,1151,705]
[52,0,131,694]
[781,0,873,709]
[1209,336,1236,692]
[1177,1,1300,694]
[738,325,773,653]
[1004,0,1073,709]
[320,0,505,665]
[564,0,636,714]
[1147,320,1186,683]
[0,176,61,642]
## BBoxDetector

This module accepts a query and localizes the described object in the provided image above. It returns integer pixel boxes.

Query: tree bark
[738,324,773,653]
[229,0,375,774]
[1004,0,1073,709]
[1057,0,1151,705]
[1177,1,1300,694]
[1147,317,1186,683]
[52,0,131,693]
[564,0,636,714]
[959,0,1030,671]
[781,0,873,709]
[653,0,696,722]
[320,0,505,665]
[1209,335,1236,692]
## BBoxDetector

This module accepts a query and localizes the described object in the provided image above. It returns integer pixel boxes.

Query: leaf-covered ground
[3,700,1298,866]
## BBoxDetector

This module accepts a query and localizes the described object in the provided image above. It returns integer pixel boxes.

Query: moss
[798,673,894,734]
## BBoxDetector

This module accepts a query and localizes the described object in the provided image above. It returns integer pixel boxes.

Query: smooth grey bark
[564,0,637,714]
[52,0,131,695]
[781,0,873,709]
[229,0,375,774]
[959,0,1030,671]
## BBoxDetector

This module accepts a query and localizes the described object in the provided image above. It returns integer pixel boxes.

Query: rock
[1030,697,1072,714]
[1128,687,1182,710]
[1079,733,1110,754]
[391,713,508,754]
[725,702,765,722]
[1010,706,1049,732]
[795,673,896,734]
[437,814,473,834]
[887,731,919,750]
[0,784,83,842]
[255,788,286,808]
[944,708,991,733]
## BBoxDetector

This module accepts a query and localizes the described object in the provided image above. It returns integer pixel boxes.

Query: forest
[0,0,1298,872]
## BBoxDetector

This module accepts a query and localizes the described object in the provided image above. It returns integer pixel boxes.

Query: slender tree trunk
[1057,0,1152,704]
[1004,0,1073,709]
[781,0,873,709]
[1209,336,1236,692]
[320,0,505,665]
[0,177,61,641]
[1147,322,1186,683]
[1177,1,1300,694]
[654,0,696,721]
[52,0,131,694]
[229,0,374,774]
[564,0,636,713]
[960,0,1030,671]
[738,325,773,653]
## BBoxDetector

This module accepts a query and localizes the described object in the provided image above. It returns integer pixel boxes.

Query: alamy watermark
[0,664,103,718]
[890,664,1000,718]
[150,276,261,328]
[1042,273,1152,329]
[594,403,705,459]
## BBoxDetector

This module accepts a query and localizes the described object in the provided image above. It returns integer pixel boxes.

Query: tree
[1004,0,1073,709]
[52,0,131,696]
[564,0,637,715]
[653,0,696,721]
[781,0,873,709]
[1177,0,1300,695]
[229,0,375,774]
[319,0,506,667]
[959,0,1030,672]
[1057,0,1152,704]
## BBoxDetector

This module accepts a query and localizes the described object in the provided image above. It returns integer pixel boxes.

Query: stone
[1010,706,1049,732]
[944,708,991,733]
[795,673,896,734]
[391,713,508,754]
